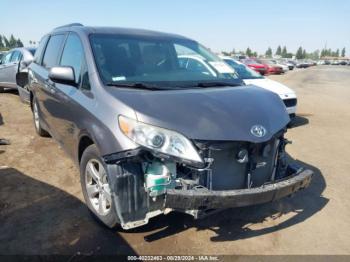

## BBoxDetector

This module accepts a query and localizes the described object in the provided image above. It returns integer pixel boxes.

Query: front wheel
[80,144,119,228]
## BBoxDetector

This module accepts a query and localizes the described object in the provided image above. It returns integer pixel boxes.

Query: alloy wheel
[85,159,112,216]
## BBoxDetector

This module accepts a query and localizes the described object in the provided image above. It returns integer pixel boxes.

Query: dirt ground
[0,66,350,255]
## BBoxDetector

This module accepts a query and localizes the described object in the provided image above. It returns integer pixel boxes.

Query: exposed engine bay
[144,131,288,194]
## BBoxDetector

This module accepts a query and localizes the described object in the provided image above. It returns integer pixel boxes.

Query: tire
[80,144,119,228]
[32,98,50,137]
[0,86,4,92]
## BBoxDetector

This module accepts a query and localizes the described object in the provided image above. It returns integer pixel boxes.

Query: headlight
[118,115,203,163]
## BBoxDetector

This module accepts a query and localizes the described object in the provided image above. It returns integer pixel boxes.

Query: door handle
[43,79,51,90]
[44,79,56,94]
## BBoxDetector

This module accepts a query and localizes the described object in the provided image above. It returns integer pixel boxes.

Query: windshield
[90,34,240,88]
[224,59,263,80]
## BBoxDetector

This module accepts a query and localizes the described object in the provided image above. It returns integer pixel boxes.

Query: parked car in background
[278,59,295,70]
[269,60,289,72]
[234,54,247,60]
[256,59,283,74]
[178,55,221,77]
[0,51,5,61]
[28,24,312,230]
[331,60,340,65]
[0,47,36,101]
[295,60,310,68]
[222,57,297,117]
[241,59,267,75]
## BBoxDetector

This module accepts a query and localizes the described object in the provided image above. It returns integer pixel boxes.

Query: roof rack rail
[54,23,84,30]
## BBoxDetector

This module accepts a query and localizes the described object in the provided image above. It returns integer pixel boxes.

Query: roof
[52,24,192,41]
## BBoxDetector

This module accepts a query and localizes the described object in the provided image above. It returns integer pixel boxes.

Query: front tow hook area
[165,169,313,210]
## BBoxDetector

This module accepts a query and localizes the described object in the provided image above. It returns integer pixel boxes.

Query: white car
[221,57,297,117]
[270,59,289,73]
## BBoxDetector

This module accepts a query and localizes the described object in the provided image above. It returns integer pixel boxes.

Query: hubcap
[85,159,112,216]
[33,102,40,130]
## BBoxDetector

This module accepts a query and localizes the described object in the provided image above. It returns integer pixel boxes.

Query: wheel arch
[29,91,34,110]
[78,133,97,164]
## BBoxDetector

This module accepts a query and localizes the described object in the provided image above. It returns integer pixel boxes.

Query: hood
[243,78,295,97]
[110,85,290,143]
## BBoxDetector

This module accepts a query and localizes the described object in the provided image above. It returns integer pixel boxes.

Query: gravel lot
[0,66,350,255]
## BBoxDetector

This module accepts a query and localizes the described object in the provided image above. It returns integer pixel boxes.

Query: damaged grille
[194,137,282,190]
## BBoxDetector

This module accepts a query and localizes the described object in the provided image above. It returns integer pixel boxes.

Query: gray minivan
[28,24,312,229]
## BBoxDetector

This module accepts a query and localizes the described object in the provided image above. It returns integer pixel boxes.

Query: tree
[3,36,10,48]
[335,49,339,57]
[265,47,272,58]
[281,46,287,58]
[246,47,252,57]
[16,39,24,47]
[341,47,346,57]
[306,50,320,60]
[296,47,303,59]
[0,35,4,49]
[276,45,282,56]
[9,34,17,48]
[302,49,306,59]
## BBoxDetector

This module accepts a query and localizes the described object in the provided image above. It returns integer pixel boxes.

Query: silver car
[0,47,36,101]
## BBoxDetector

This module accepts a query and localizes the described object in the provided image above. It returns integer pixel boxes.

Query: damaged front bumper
[165,169,313,210]
[105,134,313,229]
[107,160,312,229]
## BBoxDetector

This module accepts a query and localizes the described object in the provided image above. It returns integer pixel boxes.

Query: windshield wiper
[106,82,170,90]
[194,81,243,88]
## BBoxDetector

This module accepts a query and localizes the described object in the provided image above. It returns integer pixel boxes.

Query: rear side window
[42,34,65,68]
[10,51,22,62]
[60,33,84,84]
[34,35,49,64]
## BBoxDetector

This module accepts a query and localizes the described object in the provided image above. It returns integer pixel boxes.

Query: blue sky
[1,0,349,55]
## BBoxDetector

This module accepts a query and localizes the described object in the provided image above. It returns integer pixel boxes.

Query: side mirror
[49,66,76,86]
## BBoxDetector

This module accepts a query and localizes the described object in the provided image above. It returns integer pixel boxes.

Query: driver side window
[60,33,84,85]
